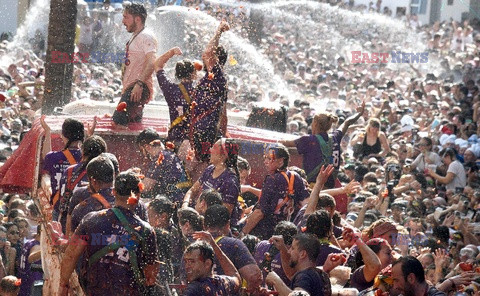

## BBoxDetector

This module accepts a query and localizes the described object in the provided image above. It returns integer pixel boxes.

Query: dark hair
[3,222,17,232]
[440,148,457,160]
[124,3,147,24]
[392,256,425,283]
[198,189,223,208]
[433,225,450,245]
[241,234,260,255]
[355,238,386,268]
[204,204,230,229]
[305,210,332,239]
[0,275,21,293]
[317,193,336,209]
[237,156,250,172]
[178,208,203,231]
[216,46,228,66]
[101,153,119,175]
[293,233,320,262]
[7,210,24,221]
[175,60,195,80]
[81,135,107,171]
[268,144,290,170]
[136,128,160,146]
[62,118,84,150]
[223,138,240,180]
[149,196,174,216]
[185,240,214,266]
[13,217,28,227]
[87,155,114,183]
[114,171,141,196]
[421,137,433,149]
[273,221,298,246]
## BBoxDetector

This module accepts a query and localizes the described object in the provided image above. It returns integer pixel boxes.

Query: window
[448,0,454,5]
[410,0,427,15]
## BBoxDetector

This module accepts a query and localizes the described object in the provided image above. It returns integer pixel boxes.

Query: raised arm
[202,21,230,72]
[305,165,334,216]
[154,47,182,72]
[339,101,365,135]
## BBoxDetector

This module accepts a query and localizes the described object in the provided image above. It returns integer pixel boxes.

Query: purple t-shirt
[18,239,42,296]
[212,235,256,275]
[75,206,157,296]
[145,150,189,204]
[198,165,240,225]
[316,243,344,266]
[43,149,82,197]
[251,171,309,240]
[184,275,239,296]
[192,64,227,132]
[71,187,115,232]
[156,70,194,141]
[290,267,331,296]
[350,265,374,292]
[294,130,343,183]
[68,186,90,215]
[253,240,290,286]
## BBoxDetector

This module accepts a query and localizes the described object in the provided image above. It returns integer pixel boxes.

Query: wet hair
[27,201,40,218]
[185,240,214,266]
[305,210,332,239]
[178,208,203,231]
[273,221,298,246]
[149,196,174,216]
[317,193,336,210]
[216,46,228,66]
[204,204,230,229]
[237,156,250,172]
[0,275,21,294]
[81,135,107,170]
[355,238,387,268]
[288,166,307,181]
[136,128,160,146]
[241,235,260,255]
[364,218,396,240]
[87,155,114,184]
[433,225,450,245]
[312,112,338,133]
[222,138,240,181]
[175,59,195,80]
[198,189,222,208]
[293,233,321,262]
[268,144,290,170]
[392,256,425,283]
[124,3,147,24]
[100,153,119,176]
[62,118,84,150]
[114,171,141,197]
[7,210,24,221]
[421,137,433,149]
[0,226,5,234]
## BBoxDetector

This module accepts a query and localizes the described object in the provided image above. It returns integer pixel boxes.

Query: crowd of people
[0,0,479,295]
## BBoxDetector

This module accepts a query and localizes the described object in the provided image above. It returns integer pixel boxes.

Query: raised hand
[171,47,183,56]
[192,231,216,246]
[316,164,335,186]
[40,115,50,133]
[433,248,449,268]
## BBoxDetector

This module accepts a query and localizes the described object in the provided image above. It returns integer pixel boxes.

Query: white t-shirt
[446,160,467,191]
[412,151,443,171]
[122,29,158,101]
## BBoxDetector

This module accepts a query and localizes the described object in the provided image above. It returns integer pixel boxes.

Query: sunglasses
[8,231,19,235]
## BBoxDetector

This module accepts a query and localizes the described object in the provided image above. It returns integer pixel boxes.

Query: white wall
[353,0,411,15]
[0,1,19,35]
[439,0,469,22]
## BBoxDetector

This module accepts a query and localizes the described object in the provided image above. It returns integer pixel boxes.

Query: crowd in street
[0,0,479,295]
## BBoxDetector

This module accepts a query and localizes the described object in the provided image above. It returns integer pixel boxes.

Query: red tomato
[460,262,473,271]
[116,102,127,112]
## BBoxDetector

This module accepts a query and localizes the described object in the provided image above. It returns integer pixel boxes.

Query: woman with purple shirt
[281,101,365,187]
[41,117,85,207]
[18,227,42,296]
[182,138,240,226]
[242,144,310,240]
[154,47,198,145]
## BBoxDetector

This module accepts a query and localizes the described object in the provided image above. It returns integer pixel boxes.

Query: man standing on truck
[112,3,158,127]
